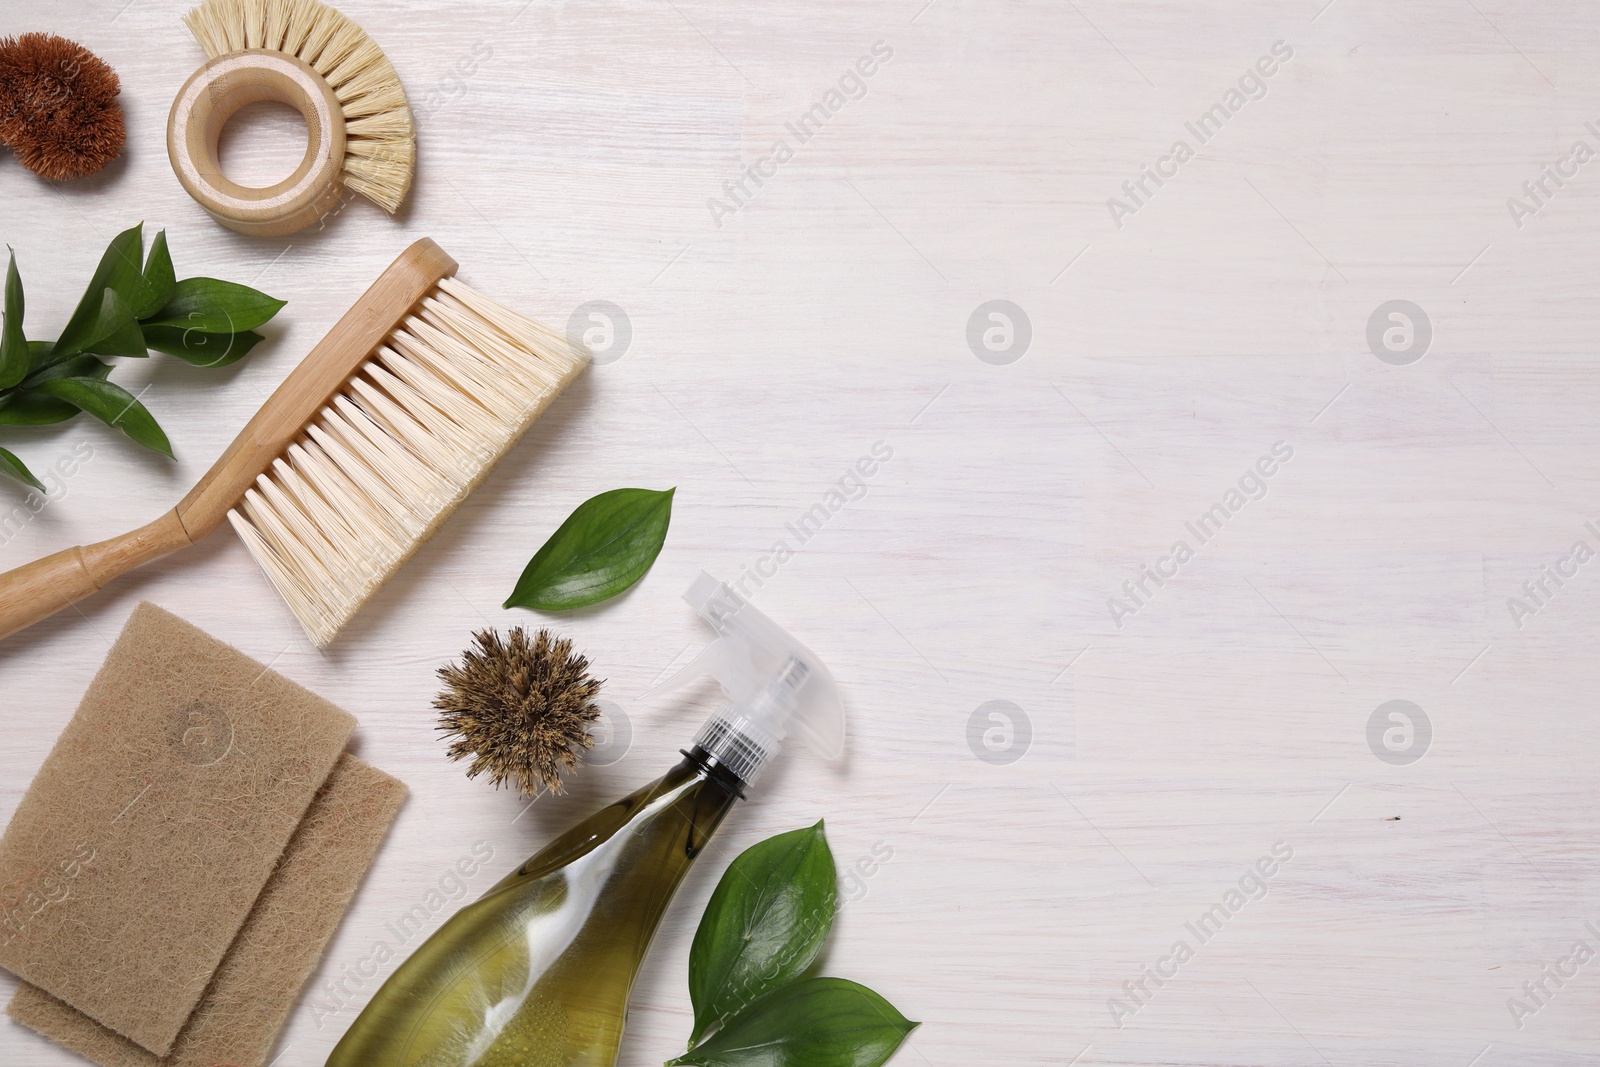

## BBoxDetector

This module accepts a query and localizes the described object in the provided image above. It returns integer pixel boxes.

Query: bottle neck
[680,744,750,800]
[690,711,780,789]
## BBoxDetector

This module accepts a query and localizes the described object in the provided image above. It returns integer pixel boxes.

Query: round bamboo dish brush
[169,0,415,236]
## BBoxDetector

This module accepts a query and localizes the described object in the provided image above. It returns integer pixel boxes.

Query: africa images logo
[1105,41,1294,229]
[706,42,895,227]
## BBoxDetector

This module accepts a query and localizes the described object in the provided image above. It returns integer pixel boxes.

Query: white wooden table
[4,1,1599,1064]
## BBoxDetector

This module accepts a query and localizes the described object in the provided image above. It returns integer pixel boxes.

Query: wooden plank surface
[2,1,1598,1064]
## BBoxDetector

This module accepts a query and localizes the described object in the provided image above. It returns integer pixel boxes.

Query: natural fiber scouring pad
[8,753,407,1067]
[0,602,355,1055]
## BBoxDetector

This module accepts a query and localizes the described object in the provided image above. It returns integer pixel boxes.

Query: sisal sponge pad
[8,752,407,1067]
[0,602,355,1055]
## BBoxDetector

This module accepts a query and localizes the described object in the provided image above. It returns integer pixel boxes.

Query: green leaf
[0,390,83,425]
[33,377,172,458]
[0,445,44,492]
[26,339,53,371]
[144,277,285,333]
[505,487,675,610]
[666,978,918,1067]
[130,229,175,319]
[688,822,837,1046]
[81,289,148,358]
[2,356,111,423]
[141,323,263,367]
[1,248,27,389]
[23,354,113,387]
[53,223,144,358]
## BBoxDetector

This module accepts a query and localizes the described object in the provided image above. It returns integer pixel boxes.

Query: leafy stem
[0,224,285,492]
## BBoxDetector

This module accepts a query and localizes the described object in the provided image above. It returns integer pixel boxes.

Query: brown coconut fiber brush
[0,33,126,180]
[0,240,585,647]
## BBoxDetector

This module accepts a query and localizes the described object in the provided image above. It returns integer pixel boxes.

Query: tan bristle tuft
[225,278,586,648]
[183,0,415,213]
[435,627,604,796]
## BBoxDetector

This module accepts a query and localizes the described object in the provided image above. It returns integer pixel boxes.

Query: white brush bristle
[226,277,586,648]
[184,0,415,212]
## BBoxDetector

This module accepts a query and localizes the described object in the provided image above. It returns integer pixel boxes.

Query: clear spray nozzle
[644,573,845,786]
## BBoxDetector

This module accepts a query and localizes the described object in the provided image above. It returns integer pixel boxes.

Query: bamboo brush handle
[0,511,193,641]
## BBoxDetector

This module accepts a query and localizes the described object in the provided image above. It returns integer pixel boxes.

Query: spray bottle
[326,573,845,1066]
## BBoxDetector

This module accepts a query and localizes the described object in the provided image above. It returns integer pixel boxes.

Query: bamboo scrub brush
[168,0,415,236]
[0,240,586,647]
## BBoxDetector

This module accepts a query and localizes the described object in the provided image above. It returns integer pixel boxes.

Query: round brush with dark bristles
[435,628,604,796]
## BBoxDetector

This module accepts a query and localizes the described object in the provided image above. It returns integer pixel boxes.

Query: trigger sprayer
[326,574,844,1067]
[650,571,846,786]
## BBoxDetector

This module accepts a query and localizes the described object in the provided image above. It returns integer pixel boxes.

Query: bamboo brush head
[182,0,414,214]
[173,239,586,648]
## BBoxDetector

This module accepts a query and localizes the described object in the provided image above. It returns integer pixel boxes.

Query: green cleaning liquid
[325,750,741,1066]
[326,573,846,1067]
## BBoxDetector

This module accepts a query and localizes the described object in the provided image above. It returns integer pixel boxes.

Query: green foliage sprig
[0,223,285,491]
[668,822,919,1067]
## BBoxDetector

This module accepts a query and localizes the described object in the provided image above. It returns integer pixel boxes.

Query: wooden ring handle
[167,50,347,238]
